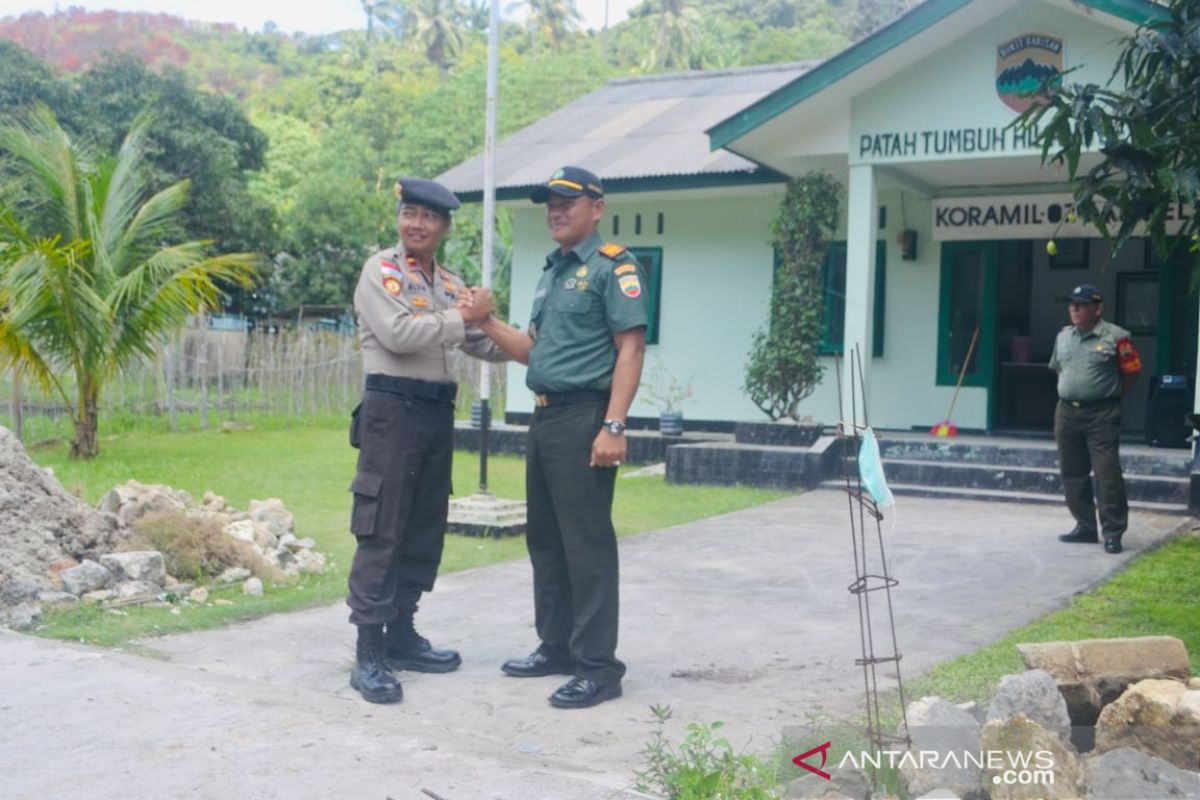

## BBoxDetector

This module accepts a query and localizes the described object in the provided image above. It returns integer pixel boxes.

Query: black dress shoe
[549,676,622,709]
[500,650,575,678]
[1104,537,1124,554]
[385,618,461,673]
[1058,526,1099,544]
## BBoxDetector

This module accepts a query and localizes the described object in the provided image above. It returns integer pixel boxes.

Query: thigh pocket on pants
[349,471,384,537]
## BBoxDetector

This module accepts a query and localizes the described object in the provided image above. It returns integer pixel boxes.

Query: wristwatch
[601,419,626,436]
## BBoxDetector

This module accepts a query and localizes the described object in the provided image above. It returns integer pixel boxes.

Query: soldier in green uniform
[347,177,505,703]
[1049,283,1142,554]
[476,166,648,709]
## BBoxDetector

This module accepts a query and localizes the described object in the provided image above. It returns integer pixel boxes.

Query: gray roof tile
[437,61,816,196]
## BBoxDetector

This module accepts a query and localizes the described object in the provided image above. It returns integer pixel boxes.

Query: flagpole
[478,0,500,494]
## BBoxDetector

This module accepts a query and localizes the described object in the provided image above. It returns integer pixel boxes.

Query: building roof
[437,61,816,201]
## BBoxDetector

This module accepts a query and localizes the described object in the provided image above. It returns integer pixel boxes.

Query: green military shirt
[1049,319,1140,404]
[525,233,649,393]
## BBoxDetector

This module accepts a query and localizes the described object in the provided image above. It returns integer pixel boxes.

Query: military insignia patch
[576,266,588,278]
[383,276,403,297]
[1117,338,1142,374]
[381,261,406,282]
[564,277,577,290]
[599,243,627,259]
[614,263,637,276]
[577,280,589,291]
[618,274,641,298]
[411,295,430,308]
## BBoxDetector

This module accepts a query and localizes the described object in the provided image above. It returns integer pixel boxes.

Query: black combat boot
[350,624,404,703]
[385,616,462,673]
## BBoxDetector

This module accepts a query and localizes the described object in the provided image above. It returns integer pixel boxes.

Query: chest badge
[576,266,589,278]
[564,277,578,290]
[577,280,589,291]
[411,295,430,308]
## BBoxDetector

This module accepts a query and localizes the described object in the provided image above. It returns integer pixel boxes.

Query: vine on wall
[743,170,842,421]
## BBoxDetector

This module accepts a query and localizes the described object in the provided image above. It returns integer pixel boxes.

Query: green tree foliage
[744,172,842,421]
[523,0,584,51]
[0,109,258,457]
[407,0,466,70]
[0,40,65,110]
[1020,0,1199,254]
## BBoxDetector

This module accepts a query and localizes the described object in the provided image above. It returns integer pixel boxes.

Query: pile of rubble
[792,635,1200,800]
[0,425,326,631]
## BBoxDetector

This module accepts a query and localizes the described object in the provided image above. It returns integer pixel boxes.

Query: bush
[635,705,779,799]
[125,511,272,582]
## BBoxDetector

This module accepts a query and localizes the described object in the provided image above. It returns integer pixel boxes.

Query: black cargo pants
[1054,397,1128,540]
[525,398,626,685]
[347,388,454,626]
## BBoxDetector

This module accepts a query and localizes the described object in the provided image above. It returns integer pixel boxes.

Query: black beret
[531,165,604,203]
[395,177,461,214]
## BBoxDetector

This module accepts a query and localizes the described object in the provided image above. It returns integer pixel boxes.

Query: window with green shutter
[628,247,663,345]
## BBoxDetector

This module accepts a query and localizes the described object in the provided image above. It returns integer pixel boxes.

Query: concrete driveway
[0,490,1186,799]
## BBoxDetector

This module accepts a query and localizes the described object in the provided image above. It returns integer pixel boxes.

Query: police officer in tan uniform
[476,166,649,709]
[347,177,504,703]
[1050,283,1142,555]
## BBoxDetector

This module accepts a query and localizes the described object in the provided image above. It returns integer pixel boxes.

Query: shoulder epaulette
[598,243,627,260]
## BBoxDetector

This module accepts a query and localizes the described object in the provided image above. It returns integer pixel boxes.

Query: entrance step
[877,438,1190,476]
[876,458,1189,505]
[820,482,1191,515]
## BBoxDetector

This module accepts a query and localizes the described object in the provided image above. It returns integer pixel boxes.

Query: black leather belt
[366,373,457,403]
[1061,396,1119,409]
[533,390,609,408]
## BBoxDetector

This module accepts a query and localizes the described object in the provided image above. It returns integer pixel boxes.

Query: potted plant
[641,360,693,436]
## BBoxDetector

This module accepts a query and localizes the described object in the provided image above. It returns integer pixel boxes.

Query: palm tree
[0,108,258,458]
[645,0,701,70]
[406,0,464,71]
[527,0,583,52]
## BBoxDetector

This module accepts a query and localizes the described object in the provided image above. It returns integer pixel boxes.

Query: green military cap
[531,166,604,203]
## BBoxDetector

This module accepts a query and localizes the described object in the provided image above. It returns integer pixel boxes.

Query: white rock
[278,532,298,549]
[987,669,1073,744]
[99,551,166,586]
[294,549,326,574]
[188,587,209,603]
[248,498,294,541]
[8,602,42,630]
[59,559,113,595]
[216,567,251,584]
[36,591,79,608]
[114,580,162,600]
[242,578,263,596]
[81,589,117,603]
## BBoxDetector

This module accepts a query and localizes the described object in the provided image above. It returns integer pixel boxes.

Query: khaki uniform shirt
[525,233,650,393]
[1049,319,1142,404]
[354,247,505,382]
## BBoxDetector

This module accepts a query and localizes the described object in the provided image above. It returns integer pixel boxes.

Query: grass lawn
[906,527,1200,705]
[28,427,790,646]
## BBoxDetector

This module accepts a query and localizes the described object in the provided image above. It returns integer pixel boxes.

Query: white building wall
[503,188,788,423]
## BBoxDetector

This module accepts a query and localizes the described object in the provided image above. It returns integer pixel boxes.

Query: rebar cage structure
[835,346,912,774]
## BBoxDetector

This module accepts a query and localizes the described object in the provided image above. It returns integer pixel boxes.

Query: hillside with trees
[0,0,916,314]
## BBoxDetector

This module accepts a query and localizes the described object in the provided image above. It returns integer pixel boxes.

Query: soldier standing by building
[1050,283,1142,555]
[475,166,648,709]
[347,177,504,704]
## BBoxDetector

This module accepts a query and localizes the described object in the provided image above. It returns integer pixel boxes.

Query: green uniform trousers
[1054,398,1128,539]
[526,399,626,685]
[347,389,454,626]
